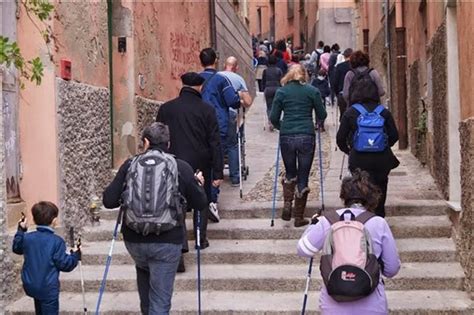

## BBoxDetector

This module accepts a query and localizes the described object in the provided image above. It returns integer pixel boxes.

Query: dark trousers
[351,167,389,217]
[34,298,59,315]
[337,94,348,121]
[125,242,182,314]
[280,134,316,192]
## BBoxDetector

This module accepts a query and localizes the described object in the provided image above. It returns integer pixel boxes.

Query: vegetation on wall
[0,0,54,87]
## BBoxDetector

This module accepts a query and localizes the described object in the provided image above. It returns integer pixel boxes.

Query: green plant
[0,0,53,87]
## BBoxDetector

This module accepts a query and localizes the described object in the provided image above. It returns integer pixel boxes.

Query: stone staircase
[6,96,473,314]
[6,201,473,314]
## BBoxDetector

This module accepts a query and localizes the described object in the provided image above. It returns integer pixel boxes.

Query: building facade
[1,0,254,305]
[355,0,473,296]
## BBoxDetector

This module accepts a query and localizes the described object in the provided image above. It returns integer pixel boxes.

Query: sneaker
[231,179,240,187]
[208,202,220,223]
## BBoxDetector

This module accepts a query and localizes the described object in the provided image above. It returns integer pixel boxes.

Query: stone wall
[56,79,112,230]
[407,61,427,164]
[428,21,449,199]
[458,118,474,296]
[368,26,388,105]
[136,95,162,137]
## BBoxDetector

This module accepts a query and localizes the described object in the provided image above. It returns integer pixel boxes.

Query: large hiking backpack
[122,150,185,236]
[320,210,380,302]
[352,103,387,152]
[348,68,379,105]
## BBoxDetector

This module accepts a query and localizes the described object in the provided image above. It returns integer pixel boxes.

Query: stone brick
[56,79,112,231]
[135,95,162,137]
[458,118,474,296]
[428,21,449,199]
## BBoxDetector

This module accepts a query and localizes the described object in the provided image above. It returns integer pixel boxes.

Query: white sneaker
[208,202,220,223]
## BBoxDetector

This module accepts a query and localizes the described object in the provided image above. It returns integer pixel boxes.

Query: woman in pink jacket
[319,45,331,72]
[297,170,401,315]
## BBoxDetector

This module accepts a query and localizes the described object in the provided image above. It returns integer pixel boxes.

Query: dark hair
[274,50,284,59]
[276,39,286,52]
[323,45,331,53]
[199,47,217,67]
[331,43,340,52]
[350,50,370,68]
[268,54,278,65]
[318,40,324,48]
[32,201,59,226]
[339,169,381,212]
[142,122,170,146]
[318,68,327,76]
[343,48,353,58]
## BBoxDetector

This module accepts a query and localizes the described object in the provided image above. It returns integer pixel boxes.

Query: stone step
[59,262,465,292]
[81,238,458,265]
[98,199,448,221]
[82,215,452,242]
[7,290,473,314]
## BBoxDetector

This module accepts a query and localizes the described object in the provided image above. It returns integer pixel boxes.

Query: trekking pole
[95,207,122,315]
[270,138,281,227]
[301,256,314,315]
[238,130,243,199]
[69,228,88,314]
[302,126,325,315]
[339,154,346,180]
[196,209,202,315]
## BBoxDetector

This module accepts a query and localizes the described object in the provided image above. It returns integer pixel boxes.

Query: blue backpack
[352,104,387,152]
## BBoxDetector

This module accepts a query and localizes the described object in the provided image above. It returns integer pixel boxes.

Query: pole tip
[270,220,274,227]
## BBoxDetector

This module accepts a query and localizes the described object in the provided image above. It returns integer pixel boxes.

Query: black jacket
[157,87,223,179]
[262,66,283,90]
[336,103,400,172]
[334,60,351,94]
[102,149,208,244]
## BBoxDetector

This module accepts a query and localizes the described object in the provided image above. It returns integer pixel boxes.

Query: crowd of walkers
[12,39,401,314]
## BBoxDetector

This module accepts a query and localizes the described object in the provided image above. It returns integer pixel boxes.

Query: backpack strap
[355,211,376,224]
[352,103,368,115]
[374,104,385,115]
[324,210,342,225]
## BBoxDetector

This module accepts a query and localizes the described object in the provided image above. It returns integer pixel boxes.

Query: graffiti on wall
[170,32,201,79]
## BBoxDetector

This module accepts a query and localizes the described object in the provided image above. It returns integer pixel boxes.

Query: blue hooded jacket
[200,69,241,137]
[12,226,79,300]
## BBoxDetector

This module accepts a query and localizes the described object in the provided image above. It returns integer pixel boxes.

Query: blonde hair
[281,64,308,85]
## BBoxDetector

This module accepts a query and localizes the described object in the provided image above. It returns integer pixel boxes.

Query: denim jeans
[124,242,182,315]
[34,298,59,315]
[280,134,316,192]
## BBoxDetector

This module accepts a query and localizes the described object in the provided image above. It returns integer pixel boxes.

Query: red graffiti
[170,32,201,79]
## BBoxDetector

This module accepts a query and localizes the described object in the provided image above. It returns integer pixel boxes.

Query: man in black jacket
[157,72,223,251]
[334,48,353,120]
[103,122,208,314]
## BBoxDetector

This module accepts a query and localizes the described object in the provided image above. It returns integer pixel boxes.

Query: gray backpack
[122,150,184,236]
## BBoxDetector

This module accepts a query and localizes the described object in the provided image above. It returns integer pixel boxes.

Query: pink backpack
[320,209,380,302]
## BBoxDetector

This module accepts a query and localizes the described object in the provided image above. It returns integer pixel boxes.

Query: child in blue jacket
[12,201,80,315]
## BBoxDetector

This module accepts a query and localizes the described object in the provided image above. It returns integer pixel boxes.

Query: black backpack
[348,68,379,105]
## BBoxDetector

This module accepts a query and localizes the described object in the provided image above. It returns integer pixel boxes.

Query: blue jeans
[34,298,59,315]
[280,134,316,192]
[124,242,182,315]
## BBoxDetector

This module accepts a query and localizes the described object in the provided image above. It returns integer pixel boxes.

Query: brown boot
[294,187,310,227]
[281,178,296,221]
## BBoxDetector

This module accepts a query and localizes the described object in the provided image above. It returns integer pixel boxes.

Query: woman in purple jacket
[297,170,400,315]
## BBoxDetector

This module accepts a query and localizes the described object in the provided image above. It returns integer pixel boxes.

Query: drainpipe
[209,0,217,50]
[385,0,392,110]
[395,0,408,149]
[107,0,114,165]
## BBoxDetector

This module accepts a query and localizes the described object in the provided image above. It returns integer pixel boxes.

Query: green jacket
[270,81,327,135]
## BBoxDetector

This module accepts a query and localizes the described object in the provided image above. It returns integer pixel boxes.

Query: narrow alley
[7,92,472,314]
[1,1,473,315]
